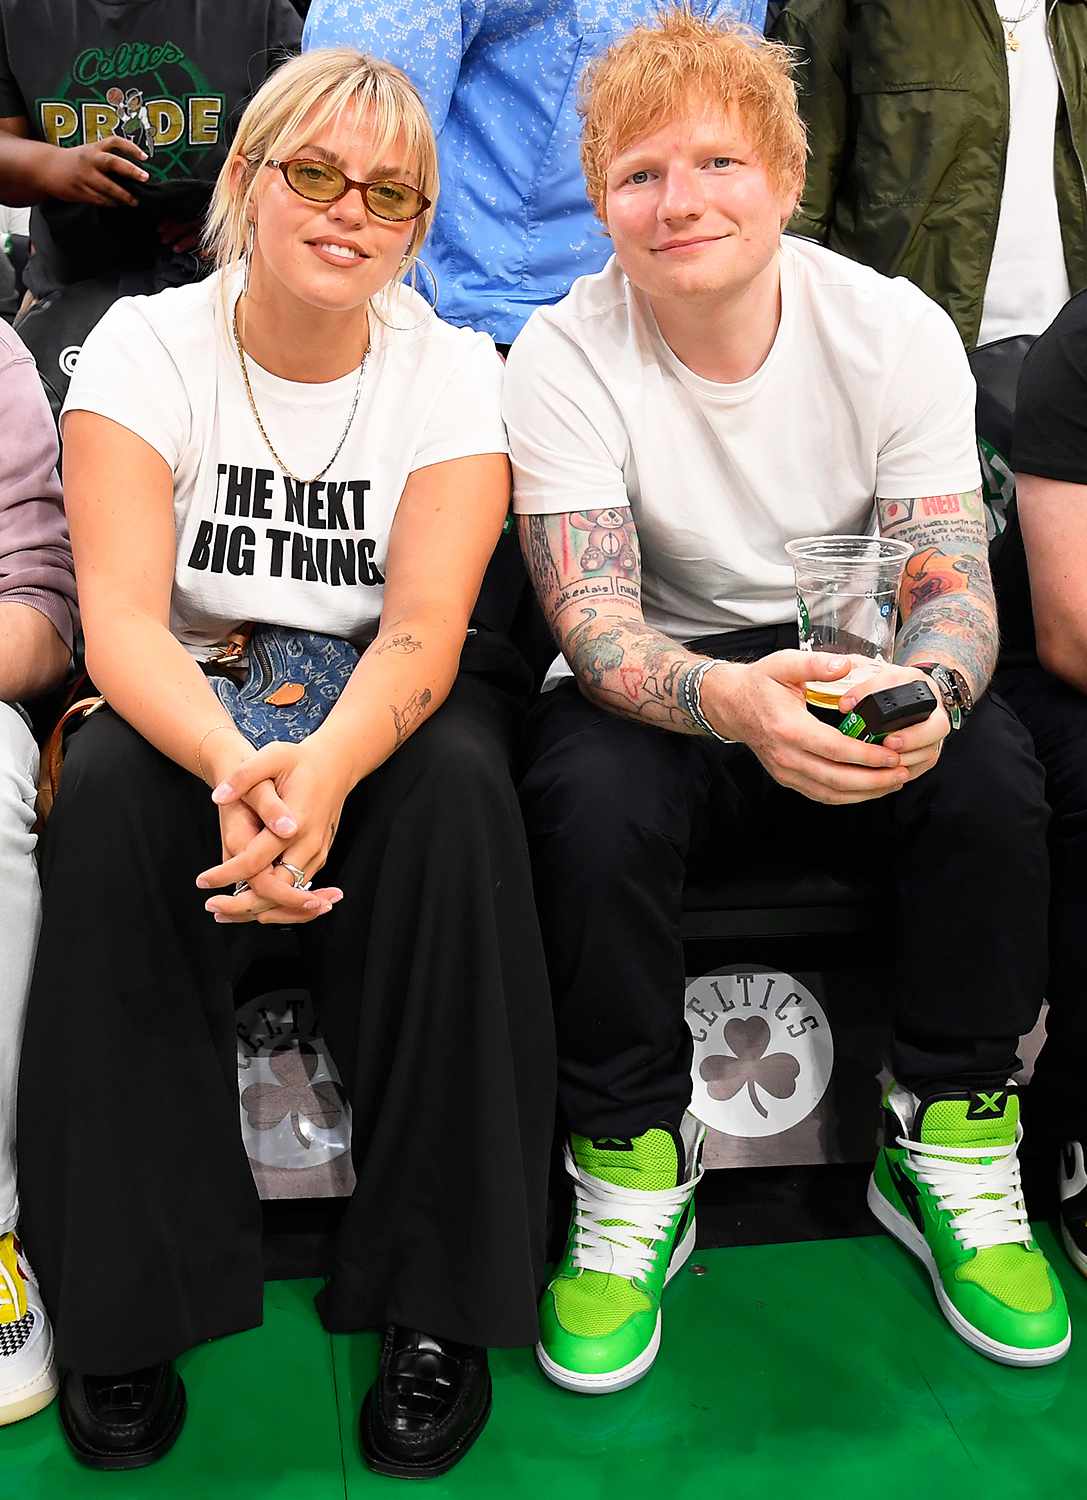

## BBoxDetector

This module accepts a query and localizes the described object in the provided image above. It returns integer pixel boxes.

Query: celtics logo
[236,992,351,1176]
[796,591,811,645]
[685,968,834,1138]
[36,42,226,181]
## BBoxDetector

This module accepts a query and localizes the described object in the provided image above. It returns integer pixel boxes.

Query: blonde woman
[17,48,554,1476]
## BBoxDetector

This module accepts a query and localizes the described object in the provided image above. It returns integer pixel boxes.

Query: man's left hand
[838,663,950,782]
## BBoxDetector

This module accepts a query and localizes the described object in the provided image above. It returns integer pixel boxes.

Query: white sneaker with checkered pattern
[0,1231,57,1424]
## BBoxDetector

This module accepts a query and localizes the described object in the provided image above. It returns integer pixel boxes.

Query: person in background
[0,241,14,322]
[303,0,767,348]
[508,9,1068,1393]
[769,0,1087,349]
[1001,293,1087,1279]
[0,1,300,308]
[0,319,77,1427]
[0,206,29,323]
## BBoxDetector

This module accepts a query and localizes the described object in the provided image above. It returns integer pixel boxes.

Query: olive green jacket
[769,0,1087,347]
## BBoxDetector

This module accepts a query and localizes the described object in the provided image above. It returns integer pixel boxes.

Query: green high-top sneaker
[536,1115,705,1394]
[869,1082,1069,1366]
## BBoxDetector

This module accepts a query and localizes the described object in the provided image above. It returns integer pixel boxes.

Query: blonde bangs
[203,47,440,291]
[579,7,806,220]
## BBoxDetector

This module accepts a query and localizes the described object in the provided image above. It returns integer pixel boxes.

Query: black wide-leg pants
[18,650,556,1375]
[519,628,1050,1139]
[996,662,1087,1139]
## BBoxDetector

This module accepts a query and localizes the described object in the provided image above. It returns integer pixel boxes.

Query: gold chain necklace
[997,0,1042,51]
[232,297,369,485]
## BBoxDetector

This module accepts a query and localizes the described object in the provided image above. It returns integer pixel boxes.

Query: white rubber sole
[0,1333,58,1427]
[536,1216,697,1395]
[868,1174,1071,1368]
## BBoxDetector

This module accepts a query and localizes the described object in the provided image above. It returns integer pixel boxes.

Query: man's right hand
[42,136,149,208]
[705,650,910,805]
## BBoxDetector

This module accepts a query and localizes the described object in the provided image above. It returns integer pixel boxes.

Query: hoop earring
[400,253,439,311]
[243,221,255,297]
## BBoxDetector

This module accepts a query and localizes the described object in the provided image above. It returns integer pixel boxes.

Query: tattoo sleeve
[518,510,715,734]
[876,487,998,699]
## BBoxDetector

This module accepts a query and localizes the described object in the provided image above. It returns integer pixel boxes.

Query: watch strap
[913,662,972,730]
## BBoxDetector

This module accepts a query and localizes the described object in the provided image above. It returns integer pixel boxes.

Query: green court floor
[5,1226,1085,1498]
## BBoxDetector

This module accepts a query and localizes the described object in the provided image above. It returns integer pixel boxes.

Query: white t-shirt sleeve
[874,288,983,500]
[60,296,191,470]
[504,312,631,515]
[410,332,508,470]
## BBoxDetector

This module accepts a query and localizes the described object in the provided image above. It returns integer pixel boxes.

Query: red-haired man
[507,10,1066,1391]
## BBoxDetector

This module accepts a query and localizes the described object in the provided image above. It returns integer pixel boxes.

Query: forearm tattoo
[519,511,711,734]
[376,633,423,655]
[877,488,998,698]
[390,686,433,747]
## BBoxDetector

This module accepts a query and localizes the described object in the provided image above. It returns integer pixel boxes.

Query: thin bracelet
[681,660,701,726]
[693,659,731,743]
[195,723,233,785]
[691,660,723,740]
[690,659,719,737]
[684,658,731,743]
[680,659,709,731]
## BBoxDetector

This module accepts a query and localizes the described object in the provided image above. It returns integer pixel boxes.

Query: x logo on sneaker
[967,1090,1005,1119]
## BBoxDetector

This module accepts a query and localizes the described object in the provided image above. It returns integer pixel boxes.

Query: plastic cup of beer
[784,535,913,713]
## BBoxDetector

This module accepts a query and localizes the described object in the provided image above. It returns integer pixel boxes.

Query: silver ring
[233,880,250,896]
[278,861,310,890]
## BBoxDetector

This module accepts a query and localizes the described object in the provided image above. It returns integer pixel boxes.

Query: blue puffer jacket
[304,0,768,342]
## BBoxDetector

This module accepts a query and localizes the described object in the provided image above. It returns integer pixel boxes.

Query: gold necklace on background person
[232,295,370,486]
[997,0,1043,52]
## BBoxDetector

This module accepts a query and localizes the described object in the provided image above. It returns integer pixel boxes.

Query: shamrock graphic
[240,1042,345,1149]
[699,1016,800,1120]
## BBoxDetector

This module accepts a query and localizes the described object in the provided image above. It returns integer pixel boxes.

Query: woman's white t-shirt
[62,270,508,659]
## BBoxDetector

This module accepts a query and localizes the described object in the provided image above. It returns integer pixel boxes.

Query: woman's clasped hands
[195,735,353,925]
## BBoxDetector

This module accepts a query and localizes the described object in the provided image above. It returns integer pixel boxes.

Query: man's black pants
[520,630,1049,1139]
[18,644,556,1375]
[997,663,1087,1138]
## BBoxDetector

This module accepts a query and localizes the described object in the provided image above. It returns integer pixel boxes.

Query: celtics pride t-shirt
[0,0,301,293]
[60,270,508,657]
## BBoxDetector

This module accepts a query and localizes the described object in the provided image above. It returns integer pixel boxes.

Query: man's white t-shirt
[978,2,1072,345]
[505,237,981,653]
[62,270,507,659]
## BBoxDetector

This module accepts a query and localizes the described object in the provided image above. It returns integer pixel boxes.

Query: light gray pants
[0,702,40,1236]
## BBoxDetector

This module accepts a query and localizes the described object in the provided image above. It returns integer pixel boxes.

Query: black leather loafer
[59,1362,186,1470]
[360,1326,492,1479]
